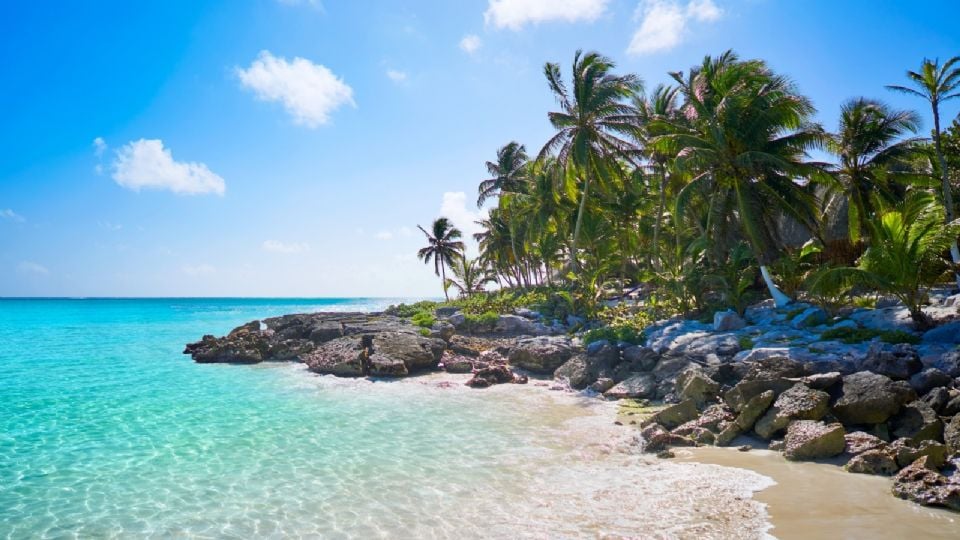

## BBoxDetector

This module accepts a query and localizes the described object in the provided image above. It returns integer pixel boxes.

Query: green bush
[819,326,920,345]
[461,311,500,332]
[418,327,431,337]
[386,301,439,318]
[410,311,436,328]
[583,325,645,346]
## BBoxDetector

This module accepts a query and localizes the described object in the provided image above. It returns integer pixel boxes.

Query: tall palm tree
[477,142,529,207]
[417,217,465,300]
[652,50,825,307]
[445,257,496,297]
[539,50,642,271]
[827,98,922,243]
[887,56,960,287]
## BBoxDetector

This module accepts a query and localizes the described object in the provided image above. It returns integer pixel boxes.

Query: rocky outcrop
[845,449,899,475]
[891,456,960,511]
[861,344,922,380]
[754,383,830,439]
[508,336,579,374]
[465,364,528,388]
[603,373,657,400]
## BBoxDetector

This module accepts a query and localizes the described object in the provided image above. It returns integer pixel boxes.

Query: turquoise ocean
[1,298,777,539]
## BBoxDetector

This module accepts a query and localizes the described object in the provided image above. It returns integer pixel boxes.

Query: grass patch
[386,300,440,318]
[461,311,500,333]
[819,326,920,345]
[738,336,755,349]
[583,325,645,346]
[410,311,436,328]
[418,327,431,337]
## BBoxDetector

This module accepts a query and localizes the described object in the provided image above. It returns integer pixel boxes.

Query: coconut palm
[887,56,960,287]
[827,98,923,242]
[652,50,825,307]
[417,217,465,300]
[444,257,496,297]
[477,142,530,207]
[539,50,642,270]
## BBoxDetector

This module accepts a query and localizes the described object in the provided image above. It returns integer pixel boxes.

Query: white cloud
[440,192,486,243]
[1,209,25,223]
[182,263,216,276]
[386,69,408,84]
[627,0,723,55]
[93,137,107,157]
[375,230,394,240]
[459,34,482,54]
[484,0,608,30]
[262,240,310,253]
[17,261,49,276]
[111,139,226,196]
[236,50,355,128]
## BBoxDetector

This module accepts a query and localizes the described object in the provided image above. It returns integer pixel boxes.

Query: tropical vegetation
[415,50,960,331]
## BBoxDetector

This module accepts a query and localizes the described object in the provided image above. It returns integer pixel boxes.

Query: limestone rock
[713,310,746,332]
[621,345,659,371]
[844,431,888,456]
[370,332,445,373]
[919,387,951,414]
[891,456,960,511]
[909,368,953,395]
[783,421,846,461]
[677,370,721,408]
[754,383,830,439]
[931,349,960,377]
[945,415,960,454]
[466,364,527,388]
[861,343,922,380]
[302,336,366,376]
[508,336,578,374]
[830,371,916,425]
[643,399,699,430]
[845,449,899,475]
[891,439,949,470]
[889,402,943,444]
[790,306,827,329]
[923,321,960,344]
[639,423,696,453]
[716,390,775,446]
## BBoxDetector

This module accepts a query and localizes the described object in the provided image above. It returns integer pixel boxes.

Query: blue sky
[1,0,959,297]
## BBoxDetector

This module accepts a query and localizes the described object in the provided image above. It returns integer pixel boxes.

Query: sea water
[0,298,779,539]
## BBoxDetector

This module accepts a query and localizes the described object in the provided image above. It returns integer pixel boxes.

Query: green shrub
[819,326,920,345]
[386,301,439,318]
[418,327,431,337]
[738,336,755,350]
[583,324,645,346]
[410,311,436,328]
[461,311,500,333]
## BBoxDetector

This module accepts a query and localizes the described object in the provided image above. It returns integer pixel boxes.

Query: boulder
[590,378,616,393]
[944,392,960,416]
[920,386,951,414]
[442,353,476,374]
[861,343,922,380]
[922,321,960,344]
[466,364,527,388]
[496,314,543,335]
[673,404,735,435]
[435,306,461,318]
[790,306,827,329]
[945,415,960,454]
[639,424,696,453]
[603,373,657,400]
[713,310,746,332]
[508,336,578,374]
[844,431,888,456]
[677,370,721,408]
[845,449,899,475]
[891,439,949,470]
[754,383,830,439]
[723,378,795,412]
[370,332,445,373]
[830,371,916,425]
[789,371,842,391]
[621,345,659,371]
[931,349,960,377]
[783,421,846,461]
[302,336,367,376]
[554,355,591,389]
[643,399,700,430]
[891,456,960,511]
[716,390,775,446]
[889,402,944,444]
[430,321,456,342]
[367,354,409,377]
[184,331,267,364]
[909,368,953,395]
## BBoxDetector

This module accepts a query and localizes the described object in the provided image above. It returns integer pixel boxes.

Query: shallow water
[0,298,770,539]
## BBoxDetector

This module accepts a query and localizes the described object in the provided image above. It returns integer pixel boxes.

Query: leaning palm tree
[417,217,465,300]
[539,50,642,271]
[444,257,496,297]
[652,50,825,308]
[477,142,530,207]
[827,98,922,243]
[887,56,960,287]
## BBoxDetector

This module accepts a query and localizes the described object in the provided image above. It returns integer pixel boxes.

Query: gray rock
[945,415,960,454]
[713,310,746,332]
[891,439,949,469]
[302,336,366,376]
[447,313,466,327]
[923,321,960,344]
[844,431,888,455]
[430,321,456,342]
[845,449,899,475]
[861,343,922,380]
[891,456,960,510]
[603,373,658,400]
[909,368,953,395]
[790,371,842,390]
[790,307,827,329]
[590,377,616,393]
[919,386,951,414]
[370,332,445,373]
[723,378,795,412]
[677,369,721,408]
[622,345,659,371]
[831,371,916,425]
[716,390,776,446]
[508,336,578,374]
[754,383,830,439]
[889,402,944,444]
[643,399,700,430]
[848,307,915,332]
[943,391,960,416]
[514,308,540,319]
[783,421,846,461]
[931,349,960,377]
[435,306,461,318]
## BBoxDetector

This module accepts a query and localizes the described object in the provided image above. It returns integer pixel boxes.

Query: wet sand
[677,446,960,539]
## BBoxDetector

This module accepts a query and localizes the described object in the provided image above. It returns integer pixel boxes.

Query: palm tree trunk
[760,265,791,308]
[652,164,668,270]
[932,104,960,289]
[441,262,449,301]
[570,174,590,273]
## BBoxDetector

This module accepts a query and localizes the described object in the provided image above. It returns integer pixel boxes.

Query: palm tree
[477,142,529,207]
[652,50,825,307]
[417,217,465,300]
[539,50,642,271]
[887,57,960,287]
[827,98,922,243]
[445,257,495,297]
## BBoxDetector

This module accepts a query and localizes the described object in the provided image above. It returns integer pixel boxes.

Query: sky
[1,0,959,297]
